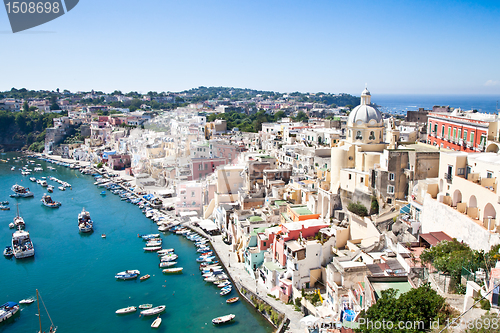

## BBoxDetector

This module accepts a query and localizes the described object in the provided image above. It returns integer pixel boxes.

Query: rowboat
[162,267,183,274]
[140,274,151,281]
[116,306,137,314]
[140,305,165,316]
[212,314,235,325]
[139,304,153,309]
[151,316,162,328]
[226,297,239,304]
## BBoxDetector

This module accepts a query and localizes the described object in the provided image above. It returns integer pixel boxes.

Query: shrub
[480,299,491,310]
[347,201,368,217]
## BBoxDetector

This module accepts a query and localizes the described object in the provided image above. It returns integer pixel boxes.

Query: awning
[400,204,410,214]
[198,219,218,232]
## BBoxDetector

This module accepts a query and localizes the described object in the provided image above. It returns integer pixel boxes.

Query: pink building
[191,158,226,180]
[175,181,204,216]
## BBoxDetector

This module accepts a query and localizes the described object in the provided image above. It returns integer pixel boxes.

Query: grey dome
[361,88,371,96]
[348,104,382,125]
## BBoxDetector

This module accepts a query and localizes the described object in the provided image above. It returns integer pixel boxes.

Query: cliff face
[0,132,28,151]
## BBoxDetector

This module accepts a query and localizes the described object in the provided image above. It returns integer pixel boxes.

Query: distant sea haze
[373,94,500,115]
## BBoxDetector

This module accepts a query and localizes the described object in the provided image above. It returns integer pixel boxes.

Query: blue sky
[1,0,500,95]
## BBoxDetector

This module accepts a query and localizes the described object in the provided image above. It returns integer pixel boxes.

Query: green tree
[23,101,29,112]
[294,111,309,122]
[357,284,446,333]
[347,202,368,217]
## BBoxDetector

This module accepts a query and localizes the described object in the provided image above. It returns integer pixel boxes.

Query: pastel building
[175,181,204,216]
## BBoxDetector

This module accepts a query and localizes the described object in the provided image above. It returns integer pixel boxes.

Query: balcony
[444,173,453,184]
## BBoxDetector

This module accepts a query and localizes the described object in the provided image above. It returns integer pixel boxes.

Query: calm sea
[373,94,500,115]
[0,153,273,333]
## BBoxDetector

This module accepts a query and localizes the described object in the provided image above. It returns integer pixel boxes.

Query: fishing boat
[140,305,165,316]
[3,246,13,257]
[78,208,94,233]
[212,314,235,325]
[220,288,232,296]
[151,316,162,328]
[226,297,239,304]
[0,205,9,211]
[36,290,57,333]
[101,234,106,238]
[115,270,140,280]
[138,304,152,309]
[41,194,61,208]
[139,274,151,281]
[19,298,34,304]
[115,306,137,314]
[157,248,174,255]
[12,228,35,259]
[162,267,183,274]
[10,184,34,198]
[0,302,19,323]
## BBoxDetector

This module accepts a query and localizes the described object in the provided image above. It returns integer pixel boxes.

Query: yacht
[13,204,25,229]
[10,184,34,198]
[11,228,35,259]
[0,302,19,323]
[78,208,93,233]
[41,194,61,208]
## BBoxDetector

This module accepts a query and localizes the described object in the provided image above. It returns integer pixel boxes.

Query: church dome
[361,88,371,96]
[348,104,382,125]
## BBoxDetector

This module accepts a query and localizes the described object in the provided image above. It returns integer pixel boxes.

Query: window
[356,131,362,140]
[458,129,461,141]
[204,164,208,170]
[198,164,202,170]
[387,185,395,194]
[360,177,364,183]
[470,132,475,145]
[464,129,468,141]
[457,168,465,175]
[389,173,395,181]
[448,127,451,140]
[453,128,457,141]
[434,123,438,133]
[191,191,195,197]
[228,153,231,159]
[487,171,493,178]
[348,174,352,180]
[369,131,375,140]
[441,125,445,138]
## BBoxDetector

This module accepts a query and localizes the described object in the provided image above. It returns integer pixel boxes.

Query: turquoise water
[0,153,273,333]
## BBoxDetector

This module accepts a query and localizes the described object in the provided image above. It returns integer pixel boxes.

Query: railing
[444,173,453,183]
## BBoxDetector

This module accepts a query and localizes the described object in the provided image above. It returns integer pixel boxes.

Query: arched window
[355,131,362,140]
[369,131,375,140]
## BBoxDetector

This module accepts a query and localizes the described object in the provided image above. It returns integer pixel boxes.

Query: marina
[0,153,273,333]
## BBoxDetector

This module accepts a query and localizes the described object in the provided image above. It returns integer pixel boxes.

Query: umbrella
[300,314,319,327]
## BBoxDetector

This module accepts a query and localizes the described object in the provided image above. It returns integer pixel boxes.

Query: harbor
[0,152,274,333]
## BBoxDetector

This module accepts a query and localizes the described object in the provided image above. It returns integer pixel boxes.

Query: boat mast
[37,289,42,333]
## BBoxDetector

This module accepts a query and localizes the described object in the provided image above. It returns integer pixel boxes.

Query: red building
[191,157,227,180]
[427,112,492,152]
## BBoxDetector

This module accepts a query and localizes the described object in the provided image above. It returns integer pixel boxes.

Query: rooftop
[291,206,314,216]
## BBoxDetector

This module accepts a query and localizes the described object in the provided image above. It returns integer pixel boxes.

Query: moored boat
[10,184,34,198]
[115,270,140,280]
[144,246,162,252]
[212,314,235,325]
[115,306,137,314]
[140,305,165,316]
[3,246,13,257]
[41,194,61,208]
[138,304,152,309]
[140,274,151,281]
[151,316,162,328]
[78,208,93,233]
[162,267,183,274]
[11,228,34,259]
[226,297,239,304]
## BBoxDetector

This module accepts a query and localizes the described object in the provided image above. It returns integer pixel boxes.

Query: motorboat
[47,186,54,193]
[101,234,106,238]
[212,314,235,325]
[10,184,34,198]
[0,302,20,323]
[39,180,48,187]
[9,223,15,229]
[162,267,183,274]
[151,316,162,328]
[144,246,162,252]
[138,304,152,309]
[140,305,165,316]
[159,254,178,262]
[115,270,140,280]
[11,228,35,259]
[41,194,61,208]
[220,288,232,296]
[115,306,137,314]
[146,240,162,247]
[140,274,151,281]
[0,205,9,211]
[78,208,93,233]
[218,281,231,288]
[19,298,34,304]
[157,249,174,255]
[159,262,176,268]
[29,177,36,182]
[3,246,13,257]
[226,297,239,304]
[58,186,65,191]
[139,233,160,240]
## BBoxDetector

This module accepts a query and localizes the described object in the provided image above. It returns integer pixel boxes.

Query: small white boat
[115,270,140,280]
[162,267,183,274]
[157,249,174,255]
[19,298,35,304]
[58,186,65,191]
[115,306,137,314]
[140,305,165,316]
[151,316,162,328]
[138,304,153,309]
[144,246,162,252]
[212,314,235,325]
[159,262,176,268]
